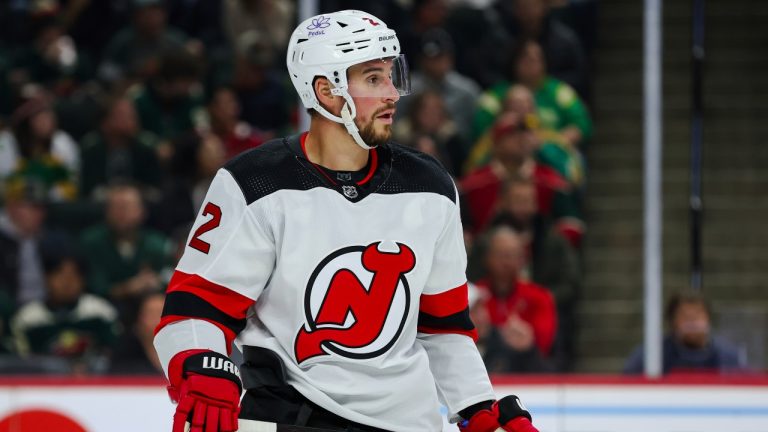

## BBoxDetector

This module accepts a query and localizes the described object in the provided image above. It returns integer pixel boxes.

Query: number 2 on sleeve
[188,202,222,254]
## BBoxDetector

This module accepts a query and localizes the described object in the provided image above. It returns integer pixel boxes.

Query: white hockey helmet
[286,10,411,149]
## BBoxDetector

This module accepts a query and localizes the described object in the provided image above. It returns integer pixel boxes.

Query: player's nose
[383,79,400,103]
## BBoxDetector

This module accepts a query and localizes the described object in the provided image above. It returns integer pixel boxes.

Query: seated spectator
[10,244,118,373]
[446,0,587,95]
[472,226,557,372]
[108,291,164,374]
[470,178,581,303]
[79,95,162,200]
[207,85,267,160]
[624,290,748,375]
[0,93,79,201]
[79,183,172,322]
[405,28,480,142]
[393,90,466,176]
[470,280,545,373]
[506,84,585,185]
[466,84,586,187]
[472,39,592,150]
[459,112,583,244]
[150,131,226,234]
[492,177,581,370]
[0,178,71,315]
[53,81,112,143]
[8,15,91,97]
[503,0,588,98]
[128,49,207,143]
[99,0,188,85]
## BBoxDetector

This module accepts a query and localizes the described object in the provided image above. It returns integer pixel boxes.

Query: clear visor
[346,54,411,99]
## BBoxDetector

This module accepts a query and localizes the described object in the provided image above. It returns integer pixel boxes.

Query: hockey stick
[185,419,337,431]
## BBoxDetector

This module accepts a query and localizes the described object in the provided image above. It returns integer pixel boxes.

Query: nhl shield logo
[342,185,358,199]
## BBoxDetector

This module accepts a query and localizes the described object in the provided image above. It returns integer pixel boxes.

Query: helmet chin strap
[313,89,376,151]
[340,100,375,150]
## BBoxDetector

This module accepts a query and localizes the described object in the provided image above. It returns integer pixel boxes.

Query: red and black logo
[294,242,415,364]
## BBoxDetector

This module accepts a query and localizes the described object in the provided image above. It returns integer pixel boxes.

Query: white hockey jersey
[154,133,495,431]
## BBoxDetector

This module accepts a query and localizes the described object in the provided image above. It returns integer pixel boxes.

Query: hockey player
[154,10,539,432]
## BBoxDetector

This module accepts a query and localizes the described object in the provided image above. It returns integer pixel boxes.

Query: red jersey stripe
[357,146,378,185]
[300,132,338,185]
[300,131,379,186]
[419,283,469,317]
[166,271,254,320]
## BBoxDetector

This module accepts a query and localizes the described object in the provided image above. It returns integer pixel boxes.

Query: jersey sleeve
[417,187,495,416]
[418,187,476,340]
[154,168,276,375]
[417,333,496,419]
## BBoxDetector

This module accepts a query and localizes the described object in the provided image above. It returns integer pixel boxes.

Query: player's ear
[314,77,341,115]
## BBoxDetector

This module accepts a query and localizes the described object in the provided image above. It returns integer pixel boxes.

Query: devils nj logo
[294,242,415,364]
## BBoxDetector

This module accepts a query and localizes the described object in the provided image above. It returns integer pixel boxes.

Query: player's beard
[357,104,395,148]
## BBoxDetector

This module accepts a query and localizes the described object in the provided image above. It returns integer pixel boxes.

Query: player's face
[348,58,401,147]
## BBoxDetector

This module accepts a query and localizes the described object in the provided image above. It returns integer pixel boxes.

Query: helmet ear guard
[286,10,410,149]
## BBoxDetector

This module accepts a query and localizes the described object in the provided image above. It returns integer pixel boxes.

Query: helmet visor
[346,54,411,99]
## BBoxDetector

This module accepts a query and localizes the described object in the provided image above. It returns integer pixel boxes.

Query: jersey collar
[285,132,391,203]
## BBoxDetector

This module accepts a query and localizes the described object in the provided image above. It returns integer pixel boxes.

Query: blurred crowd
[0,0,600,375]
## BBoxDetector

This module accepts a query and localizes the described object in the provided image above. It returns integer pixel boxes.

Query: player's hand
[167,349,242,432]
[459,395,538,432]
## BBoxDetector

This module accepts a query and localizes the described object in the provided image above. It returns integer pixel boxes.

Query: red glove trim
[167,350,241,432]
[460,396,538,432]
[503,417,539,432]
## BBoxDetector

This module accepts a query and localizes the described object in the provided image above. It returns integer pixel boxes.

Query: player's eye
[366,75,381,85]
